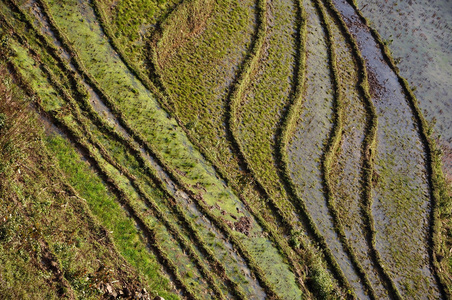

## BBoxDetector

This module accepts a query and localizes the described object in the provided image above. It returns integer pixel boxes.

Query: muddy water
[356,0,452,180]
[334,0,439,297]
[287,0,367,298]
[326,8,388,298]
[237,0,297,202]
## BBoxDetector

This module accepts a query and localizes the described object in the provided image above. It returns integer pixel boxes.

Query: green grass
[3,0,450,298]
[7,19,221,297]
[0,58,175,299]
[41,1,306,298]
[97,0,179,64]
[45,110,179,300]
[236,0,297,211]
[156,0,254,180]
[4,26,178,298]
[7,1,286,297]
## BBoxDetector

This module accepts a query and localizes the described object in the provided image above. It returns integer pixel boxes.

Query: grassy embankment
[40,0,306,298]
[1,3,217,298]
[0,40,176,300]
[234,0,298,218]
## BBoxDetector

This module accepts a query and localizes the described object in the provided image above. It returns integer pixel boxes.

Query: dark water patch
[36,109,63,136]
[334,0,440,297]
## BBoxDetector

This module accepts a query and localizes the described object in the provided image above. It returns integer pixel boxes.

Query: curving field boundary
[345,0,451,297]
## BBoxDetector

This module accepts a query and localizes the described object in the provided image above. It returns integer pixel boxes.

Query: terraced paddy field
[354,0,452,181]
[1,0,451,299]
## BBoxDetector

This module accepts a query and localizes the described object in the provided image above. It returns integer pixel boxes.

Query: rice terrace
[0,0,451,298]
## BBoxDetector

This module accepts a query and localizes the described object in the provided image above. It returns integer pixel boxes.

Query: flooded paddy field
[2,0,450,298]
[355,0,452,180]
[326,5,388,298]
[334,0,441,297]
[287,0,368,297]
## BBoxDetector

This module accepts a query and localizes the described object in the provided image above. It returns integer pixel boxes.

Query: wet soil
[356,0,452,180]
[326,8,388,298]
[288,0,367,297]
[334,0,440,297]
